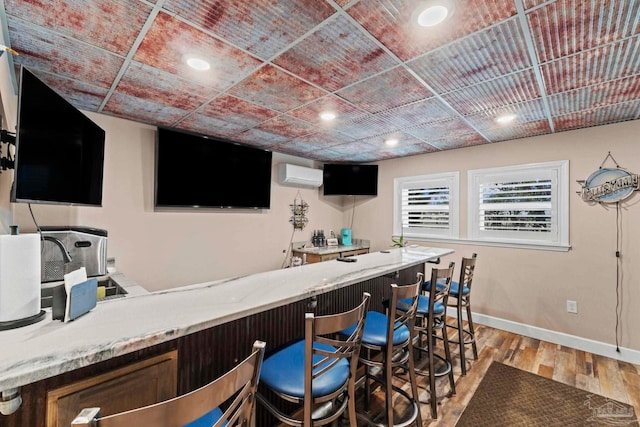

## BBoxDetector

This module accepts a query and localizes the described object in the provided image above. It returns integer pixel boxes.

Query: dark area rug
[455,361,639,427]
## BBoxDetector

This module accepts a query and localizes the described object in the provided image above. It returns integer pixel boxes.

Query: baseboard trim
[447,307,640,365]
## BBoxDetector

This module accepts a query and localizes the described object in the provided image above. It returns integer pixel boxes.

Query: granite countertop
[0,246,452,391]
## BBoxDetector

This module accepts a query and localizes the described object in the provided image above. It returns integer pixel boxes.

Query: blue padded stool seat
[260,340,349,398]
[184,407,225,427]
[343,311,410,347]
[423,280,470,297]
[400,295,445,315]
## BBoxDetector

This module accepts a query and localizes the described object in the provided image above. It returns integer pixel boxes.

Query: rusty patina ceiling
[2,0,639,162]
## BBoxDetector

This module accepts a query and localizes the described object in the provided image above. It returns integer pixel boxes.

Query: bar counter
[0,245,452,425]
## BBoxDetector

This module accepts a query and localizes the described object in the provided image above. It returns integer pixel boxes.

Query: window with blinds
[393,172,459,239]
[479,180,552,232]
[468,161,569,247]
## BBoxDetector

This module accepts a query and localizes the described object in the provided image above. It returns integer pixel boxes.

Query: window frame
[393,171,460,240]
[467,160,570,248]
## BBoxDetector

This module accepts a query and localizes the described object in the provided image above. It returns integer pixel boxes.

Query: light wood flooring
[357,319,640,426]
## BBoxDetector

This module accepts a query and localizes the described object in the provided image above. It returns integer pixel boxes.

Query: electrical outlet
[566,300,578,314]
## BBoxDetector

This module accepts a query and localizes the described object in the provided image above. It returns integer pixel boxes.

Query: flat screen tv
[11,67,105,206]
[323,164,378,196]
[155,127,272,209]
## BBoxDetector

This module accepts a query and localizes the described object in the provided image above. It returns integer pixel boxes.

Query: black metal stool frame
[445,253,478,376]
[357,274,423,427]
[413,262,456,419]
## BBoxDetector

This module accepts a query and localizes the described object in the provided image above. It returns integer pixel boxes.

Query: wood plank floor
[356,318,640,426]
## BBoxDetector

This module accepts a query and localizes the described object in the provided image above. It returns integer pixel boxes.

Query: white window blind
[394,172,459,239]
[468,161,569,247]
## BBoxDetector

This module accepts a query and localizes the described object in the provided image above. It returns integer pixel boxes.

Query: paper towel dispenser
[40,226,108,283]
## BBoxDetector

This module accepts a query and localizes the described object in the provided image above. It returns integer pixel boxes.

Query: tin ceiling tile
[405,117,483,142]
[553,99,640,132]
[336,67,433,113]
[522,0,548,9]
[29,70,108,111]
[463,98,548,130]
[347,0,517,61]
[548,75,640,117]
[3,0,152,55]
[542,36,640,95]
[528,0,640,63]
[227,65,326,112]
[133,11,262,91]
[254,115,319,139]
[324,140,379,157]
[272,143,321,159]
[356,131,424,147]
[481,119,552,142]
[7,20,124,90]
[288,95,365,125]
[176,113,248,139]
[442,69,541,115]
[115,62,216,111]
[274,131,351,154]
[273,15,398,92]
[429,132,488,150]
[306,147,346,162]
[346,150,387,162]
[375,97,456,128]
[329,115,397,140]
[235,128,291,147]
[163,0,336,60]
[199,95,279,128]
[408,18,531,94]
[375,142,440,160]
[103,92,190,127]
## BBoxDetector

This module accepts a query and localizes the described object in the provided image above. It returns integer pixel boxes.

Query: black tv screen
[11,67,105,206]
[323,164,378,196]
[155,127,272,209]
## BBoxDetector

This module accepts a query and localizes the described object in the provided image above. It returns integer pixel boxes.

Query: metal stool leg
[466,301,478,359]
[440,320,456,394]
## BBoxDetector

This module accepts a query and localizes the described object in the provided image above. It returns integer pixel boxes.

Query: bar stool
[413,262,456,419]
[344,274,423,426]
[72,340,266,427]
[256,293,370,426]
[445,253,478,376]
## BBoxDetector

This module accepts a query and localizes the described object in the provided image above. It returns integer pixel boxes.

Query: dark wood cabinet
[45,351,177,427]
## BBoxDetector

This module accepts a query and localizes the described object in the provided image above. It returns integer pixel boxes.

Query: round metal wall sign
[580,168,639,203]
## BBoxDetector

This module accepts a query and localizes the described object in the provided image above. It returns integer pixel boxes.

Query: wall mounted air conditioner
[278,163,323,188]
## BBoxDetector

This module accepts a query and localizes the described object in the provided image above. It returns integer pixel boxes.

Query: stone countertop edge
[0,246,452,391]
[291,242,370,255]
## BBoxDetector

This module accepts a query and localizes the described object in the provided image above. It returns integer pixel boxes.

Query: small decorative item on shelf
[391,234,405,248]
[289,197,309,230]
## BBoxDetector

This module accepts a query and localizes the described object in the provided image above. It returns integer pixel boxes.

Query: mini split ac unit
[278,163,323,188]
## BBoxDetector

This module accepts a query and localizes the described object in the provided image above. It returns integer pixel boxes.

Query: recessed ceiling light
[417,0,454,27]
[186,57,210,71]
[385,138,399,147]
[495,113,517,124]
[319,111,336,121]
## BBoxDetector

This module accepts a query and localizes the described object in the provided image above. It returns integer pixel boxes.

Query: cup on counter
[291,256,302,267]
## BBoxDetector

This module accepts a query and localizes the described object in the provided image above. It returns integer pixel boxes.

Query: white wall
[357,120,640,353]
